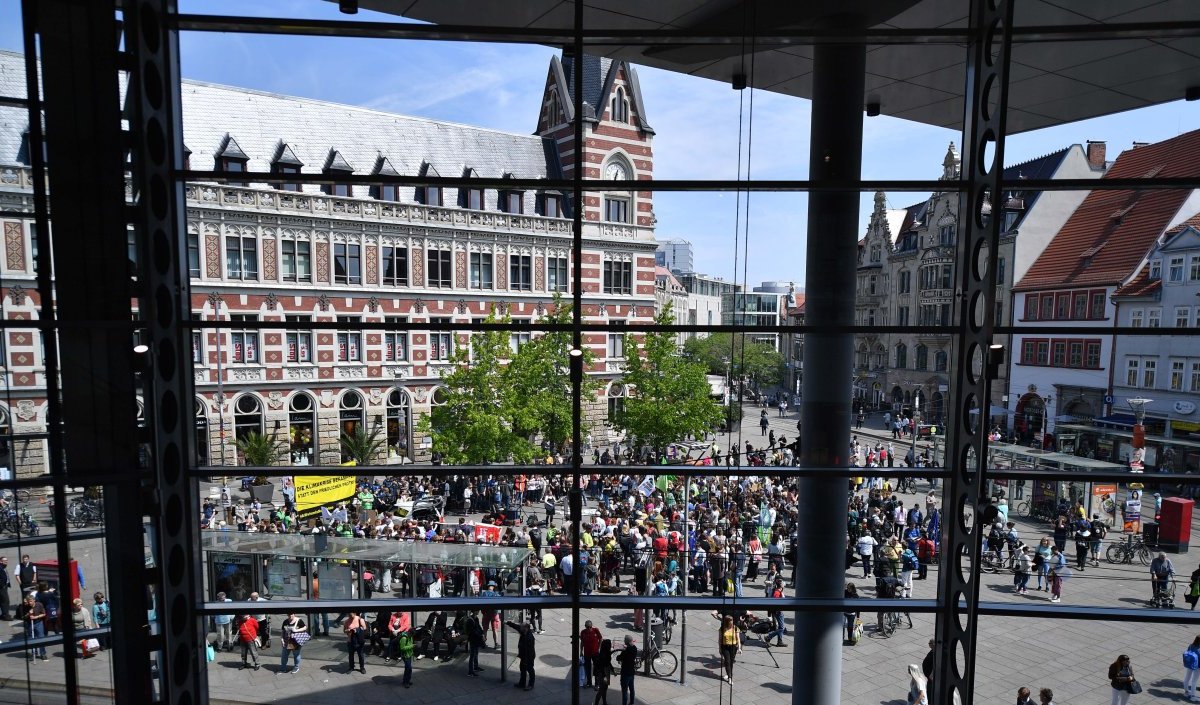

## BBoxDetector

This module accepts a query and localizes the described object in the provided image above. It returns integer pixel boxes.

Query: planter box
[248,482,276,504]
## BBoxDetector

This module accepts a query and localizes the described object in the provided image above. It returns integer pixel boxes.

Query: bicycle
[0,488,31,505]
[1106,535,1151,566]
[896,477,917,494]
[2,508,38,537]
[876,610,912,638]
[68,498,104,528]
[633,638,678,677]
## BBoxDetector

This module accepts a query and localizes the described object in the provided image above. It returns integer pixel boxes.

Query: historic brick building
[0,49,658,474]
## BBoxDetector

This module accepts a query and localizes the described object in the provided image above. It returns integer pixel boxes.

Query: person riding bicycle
[1151,552,1175,600]
[875,575,910,632]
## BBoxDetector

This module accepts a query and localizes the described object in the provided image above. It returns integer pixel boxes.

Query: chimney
[1086,140,1106,169]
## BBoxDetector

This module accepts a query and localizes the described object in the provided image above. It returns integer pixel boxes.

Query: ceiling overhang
[354,0,1200,134]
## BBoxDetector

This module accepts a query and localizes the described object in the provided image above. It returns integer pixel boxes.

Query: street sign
[1103,394,1114,405]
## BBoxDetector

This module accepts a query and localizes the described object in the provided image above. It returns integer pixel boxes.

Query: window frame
[335,316,362,363]
[333,242,362,285]
[381,245,409,287]
[229,313,259,364]
[384,316,408,362]
[470,251,494,290]
[284,314,313,364]
[427,248,453,288]
[224,234,258,281]
[280,237,312,283]
[603,259,633,295]
[604,197,630,224]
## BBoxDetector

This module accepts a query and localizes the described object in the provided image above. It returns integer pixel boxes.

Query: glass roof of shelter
[201,532,532,569]
[988,442,1129,470]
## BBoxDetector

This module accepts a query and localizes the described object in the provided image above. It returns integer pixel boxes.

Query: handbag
[205,643,215,662]
[1128,679,1142,695]
[291,630,311,647]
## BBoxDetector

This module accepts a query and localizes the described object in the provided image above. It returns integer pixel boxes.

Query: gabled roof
[217,134,249,161]
[1015,130,1200,292]
[553,52,653,133]
[371,155,398,177]
[272,142,303,167]
[324,149,353,173]
[1000,147,1072,231]
[1112,266,1161,298]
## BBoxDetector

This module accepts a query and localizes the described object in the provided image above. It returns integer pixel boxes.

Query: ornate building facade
[854,141,1102,424]
[0,50,658,474]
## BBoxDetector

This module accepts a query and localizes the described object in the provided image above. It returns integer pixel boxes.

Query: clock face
[606,163,627,181]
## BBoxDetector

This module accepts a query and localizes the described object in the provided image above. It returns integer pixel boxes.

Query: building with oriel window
[0,48,659,473]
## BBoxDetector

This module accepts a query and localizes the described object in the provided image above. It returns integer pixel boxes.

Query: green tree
[683,332,784,394]
[615,304,724,453]
[339,425,387,465]
[417,310,539,464]
[506,293,602,453]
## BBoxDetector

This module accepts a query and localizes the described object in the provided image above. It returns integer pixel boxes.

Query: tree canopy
[682,332,785,392]
[613,304,724,452]
[418,297,600,464]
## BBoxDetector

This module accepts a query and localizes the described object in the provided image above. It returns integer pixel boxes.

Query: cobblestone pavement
[0,406,1195,704]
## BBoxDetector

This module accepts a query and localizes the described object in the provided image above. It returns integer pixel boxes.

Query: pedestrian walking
[465,610,485,676]
[760,411,769,436]
[0,556,11,620]
[1108,654,1139,705]
[1015,686,1034,705]
[214,591,234,651]
[1014,545,1033,595]
[617,634,637,705]
[718,614,741,684]
[278,613,307,674]
[343,611,367,674]
[507,619,537,690]
[236,614,261,671]
[581,620,602,687]
[856,533,878,578]
[1187,564,1200,611]
[19,595,47,661]
[907,663,929,705]
[92,593,112,649]
[1182,635,1200,701]
[594,639,616,705]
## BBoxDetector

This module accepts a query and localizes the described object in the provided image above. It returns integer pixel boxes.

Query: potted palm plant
[235,432,285,504]
[339,426,386,466]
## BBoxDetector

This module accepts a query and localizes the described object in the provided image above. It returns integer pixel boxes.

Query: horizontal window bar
[190,463,927,479]
[172,13,1200,45]
[179,172,960,192]
[0,528,106,552]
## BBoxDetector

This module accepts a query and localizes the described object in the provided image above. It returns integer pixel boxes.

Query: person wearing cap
[1073,522,1092,572]
[481,580,501,647]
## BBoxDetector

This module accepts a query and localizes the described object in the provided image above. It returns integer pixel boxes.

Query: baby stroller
[1151,578,1176,609]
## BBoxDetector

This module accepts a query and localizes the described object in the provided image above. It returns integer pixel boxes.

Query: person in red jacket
[580,620,603,688]
[237,615,261,670]
[916,532,937,581]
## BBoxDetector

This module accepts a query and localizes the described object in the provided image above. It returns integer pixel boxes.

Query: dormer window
[216,134,249,187]
[542,194,561,218]
[465,188,485,211]
[323,149,354,197]
[271,143,305,192]
[1149,260,1161,280]
[371,156,400,201]
[418,163,443,206]
[611,87,628,123]
[502,191,523,214]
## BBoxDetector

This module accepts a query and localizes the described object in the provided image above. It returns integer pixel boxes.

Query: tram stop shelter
[986,442,1129,524]
[202,532,534,678]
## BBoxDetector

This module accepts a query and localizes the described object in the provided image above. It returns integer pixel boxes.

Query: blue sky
[4,1,1197,288]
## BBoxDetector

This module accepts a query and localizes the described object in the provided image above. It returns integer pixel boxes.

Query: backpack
[1184,648,1199,671]
[1091,520,1108,539]
[902,552,919,571]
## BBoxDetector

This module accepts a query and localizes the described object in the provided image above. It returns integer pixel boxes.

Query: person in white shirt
[856,534,878,578]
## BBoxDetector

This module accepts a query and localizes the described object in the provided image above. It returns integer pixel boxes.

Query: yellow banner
[294,474,356,518]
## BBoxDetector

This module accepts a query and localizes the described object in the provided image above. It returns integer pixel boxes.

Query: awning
[1094,414,1136,429]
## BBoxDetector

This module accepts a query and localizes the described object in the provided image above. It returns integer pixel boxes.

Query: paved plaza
[0,408,1196,704]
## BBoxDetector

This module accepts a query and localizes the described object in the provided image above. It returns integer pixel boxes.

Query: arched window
[895,343,907,369]
[386,389,411,460]
[233,395,263,443]
[194,398,208,467]
[607,383,626,425]
[915,344,928,371]
[339,390,365,462]
[611,87,628,123]
[289,393,316,466]
[855,345,869,369]
[934,350,948,372]
[547,91,560,127]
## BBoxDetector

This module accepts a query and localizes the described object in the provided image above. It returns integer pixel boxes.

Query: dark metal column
[795,22,865,705]
[33,0,153,701]
[933,1,1014,704]
[125,0,208,703]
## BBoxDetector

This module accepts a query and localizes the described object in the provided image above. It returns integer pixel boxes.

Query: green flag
[655,475,676,492]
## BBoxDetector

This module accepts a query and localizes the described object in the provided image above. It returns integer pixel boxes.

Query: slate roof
[1015,129,1200,292]
[0,50,561,214]
[1001,147,1071,231]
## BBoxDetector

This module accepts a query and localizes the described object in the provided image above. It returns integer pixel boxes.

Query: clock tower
[536,50,656,228]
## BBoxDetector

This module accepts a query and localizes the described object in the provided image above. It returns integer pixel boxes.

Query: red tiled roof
[1112,265,1161,297]
[1164,210,1200,237]
[1015,129,1200,292]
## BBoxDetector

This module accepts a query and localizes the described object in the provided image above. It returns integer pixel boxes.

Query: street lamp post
[911,388,922,470]
[1040,394,1054,450]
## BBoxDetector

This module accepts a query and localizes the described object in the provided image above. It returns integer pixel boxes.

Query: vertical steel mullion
[567,2,585,702]
[934,1,1014,704]
[125,0,206,703]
